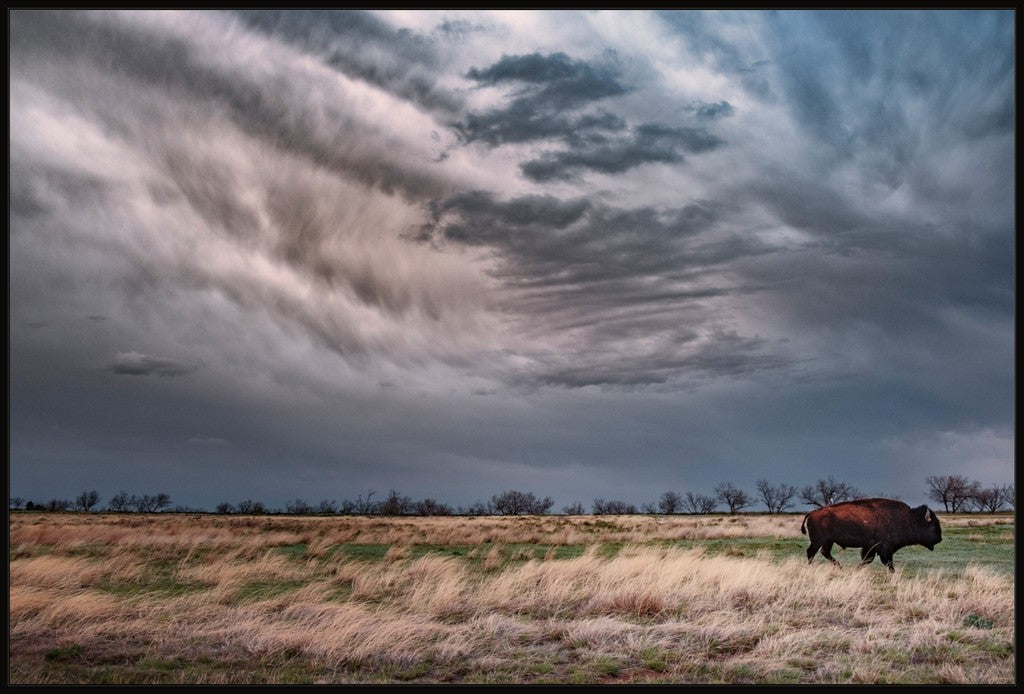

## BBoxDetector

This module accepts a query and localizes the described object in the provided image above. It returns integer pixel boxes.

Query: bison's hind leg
[859,547,877,566]
[806,543,820,564]
[819,542,840,566]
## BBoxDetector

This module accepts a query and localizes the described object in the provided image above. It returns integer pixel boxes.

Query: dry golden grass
[9,512,805,553]
[8,512,1015,684]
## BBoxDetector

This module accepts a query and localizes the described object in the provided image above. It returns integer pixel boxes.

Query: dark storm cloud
[745,168,868,238]
[108,351,199,377]
[453,104,626,148]
[234,9,463,114]
[435,18,490,38]
[465,51,629,108]
[454,49,726,181]
[424,191,744,283]
[453,51,631,146]
[420,191,782,387]
[520,330,789,389]
[520,123,724,181]
[687,100,734,120]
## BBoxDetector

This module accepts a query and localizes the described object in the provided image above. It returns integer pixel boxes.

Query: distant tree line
[924,475,1015,513]
[8,475,1014,515]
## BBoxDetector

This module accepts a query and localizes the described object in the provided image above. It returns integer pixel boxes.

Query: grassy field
[8,511,1015,684]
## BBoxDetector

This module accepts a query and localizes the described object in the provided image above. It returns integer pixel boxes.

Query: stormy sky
[9,10,1015,511]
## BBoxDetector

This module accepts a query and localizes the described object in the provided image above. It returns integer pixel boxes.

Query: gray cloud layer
[9,10,1013,509]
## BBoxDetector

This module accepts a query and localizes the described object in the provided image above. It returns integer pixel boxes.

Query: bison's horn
[924,509,932,522]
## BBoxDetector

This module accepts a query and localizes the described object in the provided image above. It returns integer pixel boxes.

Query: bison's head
[915,505,942,550]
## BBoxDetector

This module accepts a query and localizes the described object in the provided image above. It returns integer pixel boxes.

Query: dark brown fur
[800,497,942,572]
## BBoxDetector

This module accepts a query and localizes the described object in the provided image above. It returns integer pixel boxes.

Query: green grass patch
[592,656,622,677]
[659,524,1013,576]
[332,544,392,562]
[16,652,333,685]
[595,542,625,559]
[664,537,804,561]
[45,644,84,662]
[97,564,207,598]
[10,543,55,560]
[639,647,669,672]
[385,659,434,682]
[233,579,307,604]
[325,580,353,603]
[136,656,181,672]
[272,543,309,559]
[963,613,995,629]
[63,543,110,559]
[764,667,804,684]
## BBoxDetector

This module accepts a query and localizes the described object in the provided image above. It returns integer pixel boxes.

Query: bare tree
[236,499,266,515]
[378,490,414,516]
[316,499,338,514]
[528,491,555,514]
[9,497,25,510]
[714,482,752,514]
[970,484,1011,513]
[800,476,861,508]
[45,498,72,512]
[74,490,101,512]
[491,490,553,515]
[412,498,453,516]
[925,475,980,513]
[1002,484,1015,510]
[592,498,637,514]
[285,498,313,515]
[658,491,682,515]
[561,501,586,515]
[681,492,717,514]
[108,490,132,513]
[755,479,797,514]
[130,493,172,513]
[215,501,235,514]
[460,499,495,516]
[355,489,378,515]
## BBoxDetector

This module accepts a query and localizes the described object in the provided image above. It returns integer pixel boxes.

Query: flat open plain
[9,511,1015,684]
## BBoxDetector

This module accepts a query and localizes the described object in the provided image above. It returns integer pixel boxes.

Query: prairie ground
[8,511,1015,684]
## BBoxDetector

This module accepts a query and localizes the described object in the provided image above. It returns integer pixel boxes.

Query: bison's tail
[800,514,808,535]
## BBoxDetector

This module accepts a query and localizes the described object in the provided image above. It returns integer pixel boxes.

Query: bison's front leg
[878,549,895,573]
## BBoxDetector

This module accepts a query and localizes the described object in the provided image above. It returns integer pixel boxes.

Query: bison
[801,497,941,572]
